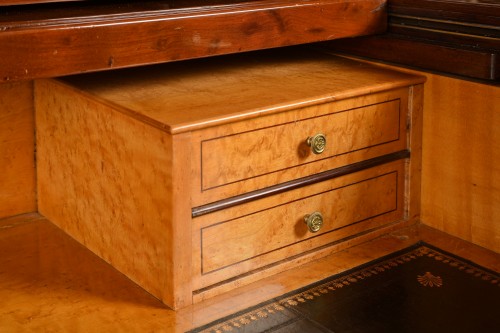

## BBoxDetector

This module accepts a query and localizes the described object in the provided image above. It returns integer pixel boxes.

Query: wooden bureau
[35,48,425,309]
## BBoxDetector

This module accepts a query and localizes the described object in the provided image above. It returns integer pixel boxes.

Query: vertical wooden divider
[406,84,424,223]
[168,132,193,309]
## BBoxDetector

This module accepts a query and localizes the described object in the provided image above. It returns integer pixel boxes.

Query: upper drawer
[192,88,408,206]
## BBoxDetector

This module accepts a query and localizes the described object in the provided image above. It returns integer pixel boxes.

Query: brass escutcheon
[304,211,324,233]
[306,133,326,154]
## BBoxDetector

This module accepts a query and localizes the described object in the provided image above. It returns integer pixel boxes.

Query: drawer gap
[192,150,409,217]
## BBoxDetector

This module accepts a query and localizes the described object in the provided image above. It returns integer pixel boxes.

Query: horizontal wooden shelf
[0,0,387,82]
[322,0,500,81]
[325,35,499,81]
[388,0,500,26]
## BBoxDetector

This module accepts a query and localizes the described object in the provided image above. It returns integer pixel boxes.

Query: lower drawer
[192,160,405,290]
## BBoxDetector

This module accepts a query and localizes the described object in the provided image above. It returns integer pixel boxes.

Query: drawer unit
[35,49,424,309]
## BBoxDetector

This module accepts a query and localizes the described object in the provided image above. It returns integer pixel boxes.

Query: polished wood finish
[200,99,402,190]
[405,83,423,223]
[193,150,410,217]
[326,36,499,81]
[420,74,500,253]
[1,214,498,332]
[194,161,405,294]
[327,56,499,253]
[192,88,410,205]
[0,0,387,82]
[60,49,421,135]
[35,50,424,309]
[60,50,423,205]
[389,0,500,25]
[35,79,193,309]
[0,81,36,219]
[0,0,495,329]
[322,0,500,81]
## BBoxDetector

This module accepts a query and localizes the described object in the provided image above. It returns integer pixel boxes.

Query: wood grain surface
[201,170,401,275]
[190,88,410,205]
[0,81,36,219]
[192,151,410,217]
[326,36,499,81]
[59,50,424,134]
[200,99,402,190]
[56,51,424,207]
[1,214,497,332]
[326,56,499,253]
[35,79,193,309]
[0,0,387,82]
[420,75,500,253]
[192,161,406,293]
[405,84,423,223]
[0,0,82,5]
[323,0,500,81]
[34,50,425,308]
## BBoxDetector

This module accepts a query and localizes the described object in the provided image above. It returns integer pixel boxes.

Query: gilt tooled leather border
[194,244,499,333]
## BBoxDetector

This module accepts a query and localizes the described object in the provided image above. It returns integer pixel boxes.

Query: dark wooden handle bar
[192,150,410,217]
[0,0,387,82]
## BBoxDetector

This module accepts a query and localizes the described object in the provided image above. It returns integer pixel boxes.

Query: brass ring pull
[306,133,326,154]
[304,211,324,233]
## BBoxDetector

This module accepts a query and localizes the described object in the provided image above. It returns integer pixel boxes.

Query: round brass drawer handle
[306,133,326,154]
[304,211,324,233]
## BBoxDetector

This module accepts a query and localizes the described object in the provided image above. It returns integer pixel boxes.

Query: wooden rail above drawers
[0,0,387,82]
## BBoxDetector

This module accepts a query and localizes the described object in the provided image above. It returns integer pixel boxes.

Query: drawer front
[193,161,405,289]
[192,89,408,206]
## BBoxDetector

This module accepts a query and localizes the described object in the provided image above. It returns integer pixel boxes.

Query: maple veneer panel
[198,163,404,283]
[325,56,497,253]
[192,88,409,205]
[60,50,423,134]
[202,172,398,273]
[201,99,401,190]
[420,75,500,253]
[0,81,36,219]
[5,215,498,332]
[35,79,192,309]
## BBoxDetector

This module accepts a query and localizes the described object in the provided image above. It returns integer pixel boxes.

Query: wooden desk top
[1,214,498,332]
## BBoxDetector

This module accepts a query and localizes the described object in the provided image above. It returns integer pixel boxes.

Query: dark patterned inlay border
[190,244,499,333]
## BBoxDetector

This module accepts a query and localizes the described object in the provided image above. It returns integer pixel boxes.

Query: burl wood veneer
[35,48,424,309]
